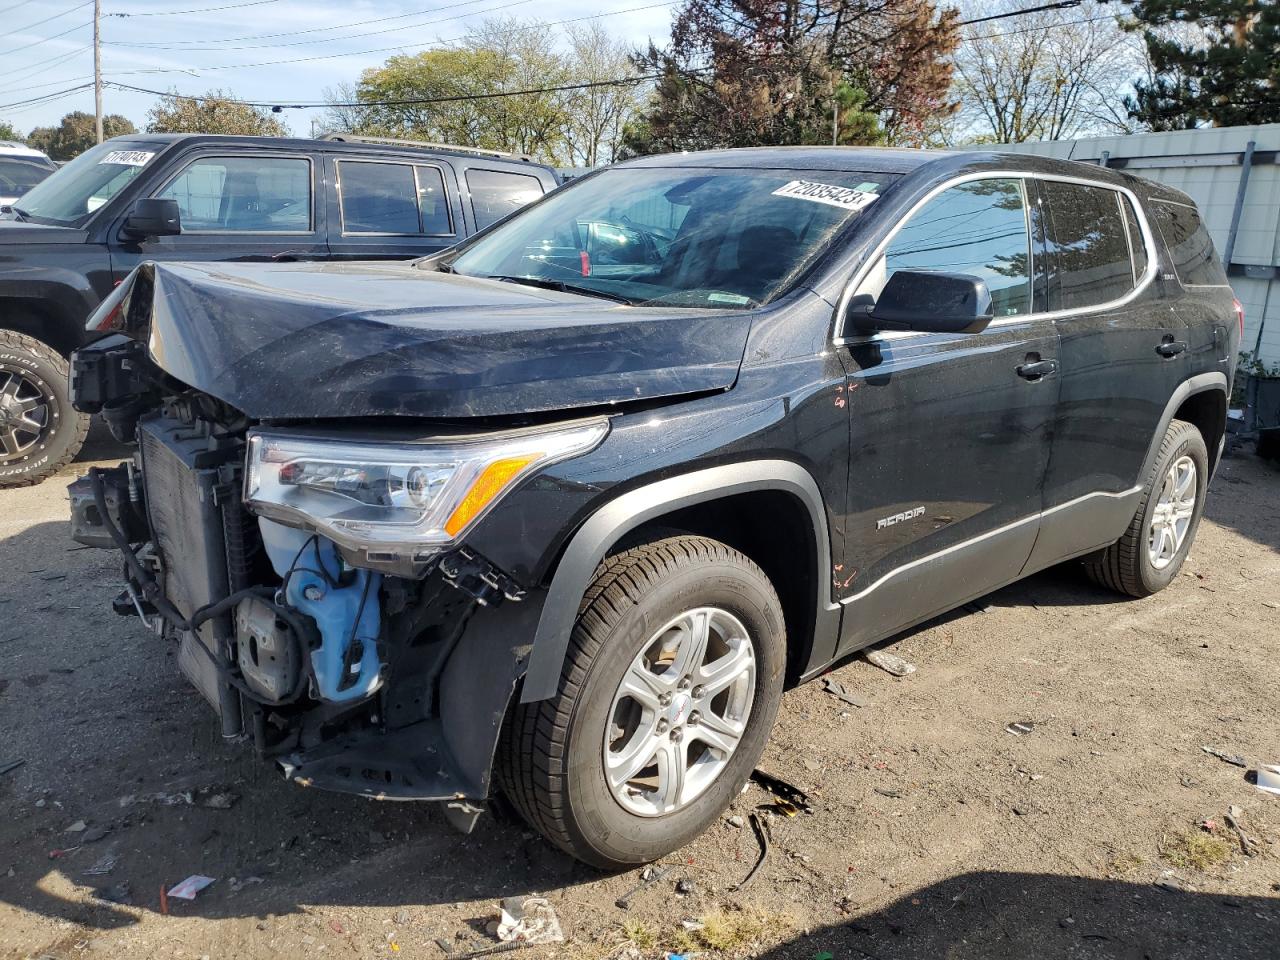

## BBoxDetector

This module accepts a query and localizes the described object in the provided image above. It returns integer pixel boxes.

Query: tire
[498,535,786,869]
[1084,418,1208,597]
[1257,430,1280,462]
[0,330,89,488]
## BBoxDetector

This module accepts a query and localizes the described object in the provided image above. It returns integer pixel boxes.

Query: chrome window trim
[149,153,316,236]
[336,158,457,238]
[838,486,1143,605]
[833,169,1160,346]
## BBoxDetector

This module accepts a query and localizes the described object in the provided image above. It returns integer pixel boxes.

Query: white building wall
[981,125,1280,367]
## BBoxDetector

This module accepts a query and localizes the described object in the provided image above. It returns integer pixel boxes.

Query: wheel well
[618,490,819,686]
[1,299,79,356]
[1174,389,1226,472]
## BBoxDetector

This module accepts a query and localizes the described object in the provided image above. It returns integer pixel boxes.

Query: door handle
[1156,340,1187,358]
[1016,358,1059,381]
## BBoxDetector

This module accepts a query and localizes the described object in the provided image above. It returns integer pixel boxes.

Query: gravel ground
[1,429,1278,960]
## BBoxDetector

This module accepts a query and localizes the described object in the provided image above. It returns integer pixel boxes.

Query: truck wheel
[0,330,89,488]
[498,535,785,869]
[1084,418,1207,597]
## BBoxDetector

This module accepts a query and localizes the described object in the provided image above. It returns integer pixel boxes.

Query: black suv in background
[0,133,559,486]
[71,147,1238,868]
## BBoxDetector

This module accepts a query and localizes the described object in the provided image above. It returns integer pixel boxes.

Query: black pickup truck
[0,133,558,486]
[71,146,1238,867]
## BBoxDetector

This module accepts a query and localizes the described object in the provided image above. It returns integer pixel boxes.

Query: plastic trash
[1256,764,1280,796]
[496,896,563,945]
[863,648,916,676]
[167,875,216,900]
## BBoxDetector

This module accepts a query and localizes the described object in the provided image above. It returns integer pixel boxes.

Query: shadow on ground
[756,871,1279,960]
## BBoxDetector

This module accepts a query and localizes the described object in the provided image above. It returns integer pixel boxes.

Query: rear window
[338,161,454,236]
[1151,200,1225,286]
[1042,181,1137,310]
[467,169,545,230]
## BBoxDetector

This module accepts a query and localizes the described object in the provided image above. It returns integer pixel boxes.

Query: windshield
[450,166,898,308]
[13,141,159,226]
[0,157,56,198]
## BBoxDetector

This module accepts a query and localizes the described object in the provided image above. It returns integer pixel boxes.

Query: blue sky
[0,0,675,138]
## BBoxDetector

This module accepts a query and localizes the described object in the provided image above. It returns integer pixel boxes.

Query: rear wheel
[0,330,89,488]
[498,535,786,868]
[1084,418,1208,597]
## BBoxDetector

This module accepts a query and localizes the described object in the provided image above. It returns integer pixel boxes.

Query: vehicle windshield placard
[99,150,154,167]
[771,179,879,212]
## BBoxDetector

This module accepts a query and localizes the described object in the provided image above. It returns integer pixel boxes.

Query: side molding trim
[521,459,838,703]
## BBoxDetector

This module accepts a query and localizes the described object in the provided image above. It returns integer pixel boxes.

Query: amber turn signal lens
[444,454,539,537]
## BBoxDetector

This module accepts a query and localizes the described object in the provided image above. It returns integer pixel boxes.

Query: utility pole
[93,0,103,144]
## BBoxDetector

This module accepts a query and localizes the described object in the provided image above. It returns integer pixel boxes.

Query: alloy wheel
[603,606,756,817]
[0,367,52,463]
[1148,454,1197,570]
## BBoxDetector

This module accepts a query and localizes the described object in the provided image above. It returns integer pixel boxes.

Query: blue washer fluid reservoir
[258,519,383,703]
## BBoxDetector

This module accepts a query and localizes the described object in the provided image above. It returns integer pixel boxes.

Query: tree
[0,121,22,142]
[331,19,575,163]
[1124,0,1280,129]
[561,22,645,167]
[943,1,1144,143]
[26,112,136,160]
[146,89,290,136]
[623,0,957,154]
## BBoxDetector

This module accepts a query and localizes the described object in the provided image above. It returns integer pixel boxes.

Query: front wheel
[0,330,90,488]
[1084,418,1208,597]
[498,535,786,868]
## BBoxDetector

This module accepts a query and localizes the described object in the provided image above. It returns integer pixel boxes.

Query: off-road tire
[0,330,89,488]
[1084,418,1208,597]
[497,535,786,869]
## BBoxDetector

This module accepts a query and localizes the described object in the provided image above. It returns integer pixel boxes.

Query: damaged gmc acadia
[68,148,1238,867]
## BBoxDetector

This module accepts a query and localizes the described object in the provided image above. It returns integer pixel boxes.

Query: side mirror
[850,270,994,335]
[122,198,181,239]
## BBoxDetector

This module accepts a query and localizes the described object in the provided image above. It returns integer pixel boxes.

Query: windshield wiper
[487,275,634,305]
[6,206,29,222]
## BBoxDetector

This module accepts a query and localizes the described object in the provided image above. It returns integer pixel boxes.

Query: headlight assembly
[244,420,608,565]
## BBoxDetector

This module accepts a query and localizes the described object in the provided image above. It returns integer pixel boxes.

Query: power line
[108,0,284,16]
[0,0,40,15]
[0,42,90,83]
[0,81,93,112]
[11,0,93,36]
[956,0,1083,27]
[0,17,89,58]
[967,13,1113,41]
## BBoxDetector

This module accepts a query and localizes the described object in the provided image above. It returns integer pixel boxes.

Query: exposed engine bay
[68,334,554,825]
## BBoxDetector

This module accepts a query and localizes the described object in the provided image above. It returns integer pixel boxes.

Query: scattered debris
[1223,806,1257,857]
[731,812,772,893]
[496,897,563,945]
[0,759,24,777]
[615,865,674,910]
[229,875,264,893]
[680,919,705,932]
[675,878,696,896]
[1155,871,1187,893]
[750,769,814,814]
[1255,764,1280,796]
[82,825,111,844]
[167,875,216,901]
[726,815,744,828]
[93,882,132,905]
[82,853,119,877]
[862,648,916,677]
[874,787,903,799]
[821,677,867,708]
[64,820,87,833]
[201,792,239,810]
[1005,721,1035,736]
[1201,745,1247,768]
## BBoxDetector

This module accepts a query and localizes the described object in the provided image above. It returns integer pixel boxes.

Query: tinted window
[883,178,1031,317]
[340,162,420,234]
[0,158,55,196]
[415,165,452,235]
[1122,196,1148,283]
[1152,200,1224,286]
[157,156,310,232]
[1043,181,1134,310]
[467,169,545,230]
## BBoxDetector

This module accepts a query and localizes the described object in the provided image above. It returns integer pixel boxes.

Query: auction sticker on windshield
[772,179,879,212]
[99,150,154,167]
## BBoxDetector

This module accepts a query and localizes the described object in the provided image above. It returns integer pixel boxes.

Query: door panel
[112,153,326,278]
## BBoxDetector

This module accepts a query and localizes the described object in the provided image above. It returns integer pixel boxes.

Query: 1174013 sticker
[771,179,879,212]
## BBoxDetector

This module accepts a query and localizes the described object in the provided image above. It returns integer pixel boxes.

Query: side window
[1042,181,1135,309]
[155,156,311,232]
[415,165,453,235]
[880,177,1032,317]
[1151,200,1224,286]
[467,169,545,230]
[339,162,420,235]
[1122,196,1148,283]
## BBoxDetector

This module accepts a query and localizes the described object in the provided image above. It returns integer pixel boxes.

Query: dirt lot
[1,428,1278,960]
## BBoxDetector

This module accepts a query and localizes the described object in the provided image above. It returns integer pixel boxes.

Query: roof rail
[315,131,535,163]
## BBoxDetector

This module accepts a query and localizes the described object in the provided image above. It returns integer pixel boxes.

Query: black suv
[69,147,1239,868]
[0,133,558,486]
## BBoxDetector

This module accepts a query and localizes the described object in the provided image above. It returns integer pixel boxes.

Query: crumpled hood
[109,260,754,419]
